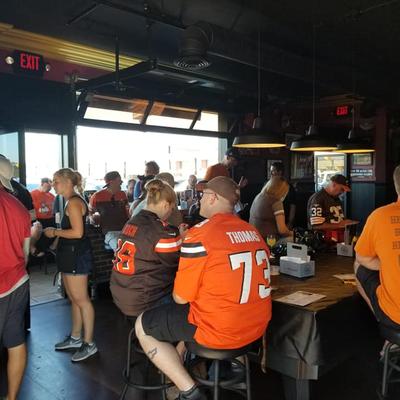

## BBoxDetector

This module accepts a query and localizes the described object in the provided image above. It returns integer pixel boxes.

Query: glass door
[0,131,21,180]
[25,132,64,191]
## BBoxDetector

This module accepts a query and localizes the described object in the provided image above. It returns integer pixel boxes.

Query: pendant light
[336,50,374,153]
[233,29,286,148]
[290,25,337,152]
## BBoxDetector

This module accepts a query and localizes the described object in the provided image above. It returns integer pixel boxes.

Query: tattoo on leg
[147,347,157,360]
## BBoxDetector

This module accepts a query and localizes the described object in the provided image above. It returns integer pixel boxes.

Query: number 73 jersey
[173,213,272,349]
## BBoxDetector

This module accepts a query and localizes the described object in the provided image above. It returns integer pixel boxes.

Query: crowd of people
[1,148,400,400]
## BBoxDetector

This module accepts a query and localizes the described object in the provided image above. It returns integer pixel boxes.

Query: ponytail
[146,179,176,206]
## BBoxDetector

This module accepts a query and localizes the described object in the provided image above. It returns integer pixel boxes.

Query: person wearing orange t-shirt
[30,177,55,227]
[204,147,247,188]
[89,171,129,235]
[355,165,400,332]
[135,176,271,400]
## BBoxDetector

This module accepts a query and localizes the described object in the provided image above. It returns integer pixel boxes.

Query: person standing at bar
[307,174,357,242]
[44,168,97,362]
[354,165,400,332]
[0,156,31,400]
[270,161,296,229]
[204,148,247,188]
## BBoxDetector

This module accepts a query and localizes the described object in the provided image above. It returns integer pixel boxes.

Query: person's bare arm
[44,198,85,239]
[356,253,381,270]
[275,213,292,237]
[173,292,188,304]
[23,238,31,265]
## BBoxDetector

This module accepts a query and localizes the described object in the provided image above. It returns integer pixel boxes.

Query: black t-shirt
[307,188,344,229]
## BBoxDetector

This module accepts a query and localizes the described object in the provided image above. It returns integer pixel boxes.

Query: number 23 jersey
[307,188,344,228]
[174,213,272,349]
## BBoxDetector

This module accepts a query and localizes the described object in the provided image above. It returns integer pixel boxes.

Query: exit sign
[334,105,352,117]
[11,50,45,77]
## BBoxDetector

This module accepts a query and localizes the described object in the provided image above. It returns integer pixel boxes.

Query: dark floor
[5,292,400,400]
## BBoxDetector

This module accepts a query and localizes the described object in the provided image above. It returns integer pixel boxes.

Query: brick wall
[87,225,114,287]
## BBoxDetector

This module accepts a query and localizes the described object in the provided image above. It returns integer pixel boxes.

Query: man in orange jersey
[136,176,271,400]
[355,165,400,332]
[89,171,129,235]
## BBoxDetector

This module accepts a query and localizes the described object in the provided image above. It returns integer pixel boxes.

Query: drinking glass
[266,234,277,249]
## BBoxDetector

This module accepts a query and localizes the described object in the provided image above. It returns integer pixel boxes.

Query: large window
[76,126,224,191]
[78,101,222,190]
[25,132,63,191]
[0,131,19,179]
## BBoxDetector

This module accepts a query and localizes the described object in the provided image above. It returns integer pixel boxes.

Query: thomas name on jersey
[226,230,261,244]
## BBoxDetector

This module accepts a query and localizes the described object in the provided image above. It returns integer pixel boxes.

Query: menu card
[275,291,326,306]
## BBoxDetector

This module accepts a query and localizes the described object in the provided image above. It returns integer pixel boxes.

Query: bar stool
[119,317,173,400]
[379,324,400,398]
[185,341,253,400]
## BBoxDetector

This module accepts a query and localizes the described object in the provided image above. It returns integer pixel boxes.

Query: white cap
[0,156,14,191]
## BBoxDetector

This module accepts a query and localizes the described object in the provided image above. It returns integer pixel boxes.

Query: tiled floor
[29,261,63,306]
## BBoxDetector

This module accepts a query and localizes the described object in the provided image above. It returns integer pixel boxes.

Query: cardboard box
[279,243,315,278]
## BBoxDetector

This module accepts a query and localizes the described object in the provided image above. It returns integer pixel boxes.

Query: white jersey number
[229,250,271,304]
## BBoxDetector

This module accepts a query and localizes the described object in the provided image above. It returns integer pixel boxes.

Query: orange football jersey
[174,213,272,349]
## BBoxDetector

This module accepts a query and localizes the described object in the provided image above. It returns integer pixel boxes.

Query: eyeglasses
[199,191,218,199]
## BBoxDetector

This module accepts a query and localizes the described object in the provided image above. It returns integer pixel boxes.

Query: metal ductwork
[174,23,213,70]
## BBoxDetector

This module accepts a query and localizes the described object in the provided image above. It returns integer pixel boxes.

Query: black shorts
[356,265,400,330]
[57,245,93,275]
[142,303,197,343]
[0,281,29,348]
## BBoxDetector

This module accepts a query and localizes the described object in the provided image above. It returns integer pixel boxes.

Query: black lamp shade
[290,135,337,152]
[336,140,375,153]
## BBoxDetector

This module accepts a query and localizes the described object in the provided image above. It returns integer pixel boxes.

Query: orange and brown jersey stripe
[155,236,182,253]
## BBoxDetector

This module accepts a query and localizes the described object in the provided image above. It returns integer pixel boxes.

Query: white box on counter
[279,242,315,278]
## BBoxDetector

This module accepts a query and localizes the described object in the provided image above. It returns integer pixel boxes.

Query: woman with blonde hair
[111,179,182,317]
[44,168,97,362]
[249,176,293,242]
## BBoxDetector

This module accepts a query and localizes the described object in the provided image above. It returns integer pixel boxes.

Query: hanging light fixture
[336,50,374,153]
[290,25,337,152]
[233,29,286,148]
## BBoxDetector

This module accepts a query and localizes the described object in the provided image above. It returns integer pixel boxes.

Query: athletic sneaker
[71,342,98,362]
[55,335,83,350]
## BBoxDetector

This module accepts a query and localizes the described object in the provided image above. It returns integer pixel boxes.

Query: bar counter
[266,254,377,400]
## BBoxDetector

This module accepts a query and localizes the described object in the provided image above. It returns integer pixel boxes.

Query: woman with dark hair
[44,168,97,362]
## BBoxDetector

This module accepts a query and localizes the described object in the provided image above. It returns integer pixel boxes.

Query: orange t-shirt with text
[30,189,55,219]
[204,163,230,181]
[174,213,272,349]
[355,200,400,324]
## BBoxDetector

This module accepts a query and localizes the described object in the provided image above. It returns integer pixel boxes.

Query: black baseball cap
[225,147,240,159]
[330,174,351,192]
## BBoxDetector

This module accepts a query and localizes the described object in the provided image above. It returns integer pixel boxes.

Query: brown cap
[103,171,122,187]
[205,176,240,204]
[330,174,351,192]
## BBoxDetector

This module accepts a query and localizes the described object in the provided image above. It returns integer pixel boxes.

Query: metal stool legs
[186,352,251,399]
[119,326,172,400]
